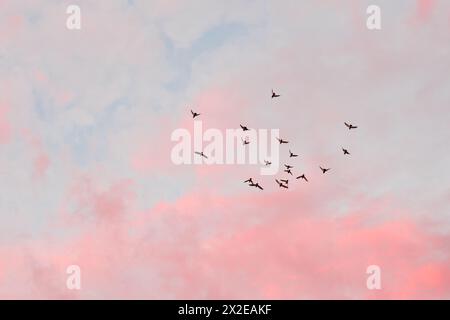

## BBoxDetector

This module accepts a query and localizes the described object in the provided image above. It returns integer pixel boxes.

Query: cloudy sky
[0,0,449,299]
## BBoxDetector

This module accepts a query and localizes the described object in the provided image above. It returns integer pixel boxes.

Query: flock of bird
[190,89,358,191]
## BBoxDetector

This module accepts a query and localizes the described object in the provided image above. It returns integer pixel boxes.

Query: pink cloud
[33,153,50,178]
[20,128,52,179]
[416,0,435,21]
[0,14,24,47]
[0,178,448,299]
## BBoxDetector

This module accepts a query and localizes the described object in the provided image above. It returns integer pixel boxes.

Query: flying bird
[264,160,272,166]
[277,138,289,144]
[342,148,350,155]
[250,182,264,190]
[344,122,358,130]
[194,151,208,159]
[244,178,254,184]
[240,124,250,131]
[271,89,280,98]
[191,110,201,118]
[289,150,298,158]
[242,137,250,145]
[280,179,289,185]
[284,164,293,170]
[276,179,288,189]
[284,169,293,175]
[296,174,308,182]
[320,166,331,174]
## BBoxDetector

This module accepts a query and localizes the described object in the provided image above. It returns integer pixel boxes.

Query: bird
[284,169,293,175]
[276,179,288,189]
[242,137,250,145]
[240,124,250,131]
[320,166,331,174]
[194,151,208,159]
[271,89,280,98]
[344,122,357,130]
[296,174,308,182]
[191,110,200,118]
[277,138,289,144]
[289,150,298,158]
[280,179,289,185]
[342,148,350,155]
[284,164,293,170]
[244,178,254,184]
[250,182,264,190]
[264,160,272,166]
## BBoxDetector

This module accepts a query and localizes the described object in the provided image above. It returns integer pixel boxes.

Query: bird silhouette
[271,89,280,98]
[194,151,208,159]
[240,124,250,131]
[244,178,254,184]
[289,150,298,158]
[277,138,289,144]
[191,110,200,118]
[280,179,289,185]
[242,137,250,145]
[264,160,272,166]
[250,182,264,190]
[344,122,357,130]
[284,164,293,170]
[276,179,288,189]
[284,169,293,175]
[320,166,331,174]
[342,148,350,155]
[296,174,308,182]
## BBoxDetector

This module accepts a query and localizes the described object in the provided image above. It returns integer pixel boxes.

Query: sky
[0,0,449,299]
